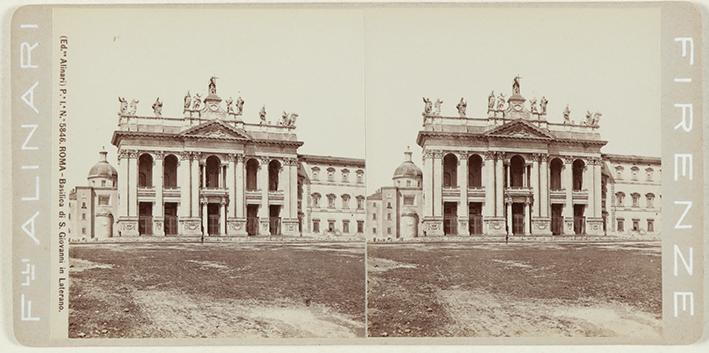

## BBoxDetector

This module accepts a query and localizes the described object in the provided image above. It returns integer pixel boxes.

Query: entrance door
[269,205,281,235]
[573,204,585,235]
[246,205,259,236]
[138,202,152,236]
[207,203,220,235]
[512,203,525,235]
[468,202,483,235]
[164,202,178,236]
[551,204,563,235]
[443,202,457,235]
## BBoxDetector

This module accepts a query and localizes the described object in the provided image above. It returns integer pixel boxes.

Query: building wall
[299,158,366,236]
[604,156,662,237]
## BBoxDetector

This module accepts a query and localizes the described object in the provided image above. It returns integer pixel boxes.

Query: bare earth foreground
[69,242,365,339]
[368,241,661,338]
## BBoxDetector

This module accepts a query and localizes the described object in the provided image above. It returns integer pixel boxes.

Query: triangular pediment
[485,119,554,140]
[180,120,251,140]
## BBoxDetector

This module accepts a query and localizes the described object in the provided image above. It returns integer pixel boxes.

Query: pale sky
[56,6,660,194]
[364,6,660,191]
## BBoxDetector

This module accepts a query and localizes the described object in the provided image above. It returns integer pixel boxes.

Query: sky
[56,5,660,194]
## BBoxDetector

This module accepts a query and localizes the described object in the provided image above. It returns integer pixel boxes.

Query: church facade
[367,78,662,240]
[69,77,365,241]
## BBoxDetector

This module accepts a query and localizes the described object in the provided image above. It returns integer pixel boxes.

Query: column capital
[258,155,270,165]
[233,153,245,163]
[423,151,434,160]
[562,155,575,164]
[179,151,191,161]
[152,151,165,160]
[189,151,202,161]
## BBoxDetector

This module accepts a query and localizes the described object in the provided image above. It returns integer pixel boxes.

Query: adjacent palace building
[69,77,366,240]
[367,77,661,240]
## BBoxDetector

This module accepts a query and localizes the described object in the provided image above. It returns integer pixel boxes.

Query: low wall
[369,235,661,243]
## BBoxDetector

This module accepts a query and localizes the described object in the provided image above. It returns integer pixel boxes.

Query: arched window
[615,165,624,180]
[268,160,281,191]
[616,192,625,207]
[509,155,525,188]
[645,167,654,181]
[163,154,178,188]
[631,166,640,181]
[311,167,320,181]
[245,158,259,191]
[326,193,336,209]
[311,193,321,208]
[341,169,350,183]
[443,153,458,188]
[631,192,640,207]
[327,167,336,182]
[205,155,221,188]
[138,153,153,188]
[572,159,585,191]
[468,154,483,188]
[356,195,365,210]
[356,170,364,184]
[550,158,563,190]
[646,193,655,208]
[341,194,351,209]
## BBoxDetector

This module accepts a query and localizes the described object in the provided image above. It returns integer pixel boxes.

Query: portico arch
[138,153,153,188]
[468,154,483,188]
[549,157,563,190]
[163,154,178,188]
[443,153,458,188]
[572,159,585,191]
[205,155,221,188]
[245,158,259,191]
[268,159,281,191]
[509,155,525,188]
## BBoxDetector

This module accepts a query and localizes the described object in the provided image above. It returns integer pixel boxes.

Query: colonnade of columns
[421,150,604,237]
[115,149,300,237]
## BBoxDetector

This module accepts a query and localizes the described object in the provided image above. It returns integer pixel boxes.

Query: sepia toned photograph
[363,7,663,338]
[62,8,366,338]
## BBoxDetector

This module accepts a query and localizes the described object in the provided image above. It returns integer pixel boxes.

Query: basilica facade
[69,77,365,240]
[367,78,662,240]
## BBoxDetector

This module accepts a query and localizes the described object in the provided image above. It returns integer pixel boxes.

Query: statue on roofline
[540,96,549,115]
[151,97,163,116]
[183,91,191,110]
[433,99,443,116]
[235,96,244,115]
[128,99,139,116]
[259,105,267,124]
[456,97,467,117]
[512,75,521,95]
[422,97,433,115]
[118,97,128,115]
[563,104,571,124]
[192,94,202,111]
[487,91,495,112]
[226,97,235,114]
[496,92,506,112]
[208,76,218,95]
[530,97,539,115]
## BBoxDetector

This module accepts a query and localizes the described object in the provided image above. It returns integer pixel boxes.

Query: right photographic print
[364,7,662,338]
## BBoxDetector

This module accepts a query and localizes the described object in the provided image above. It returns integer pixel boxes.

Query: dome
[88,150,117,179]
[393,150,422,179]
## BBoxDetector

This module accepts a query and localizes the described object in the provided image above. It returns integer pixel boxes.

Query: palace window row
[311,193,365,210]
[311,166,364,184]
[311,219,365,234]
[614,165,656,181]
[614,192,656,208]
[616,218,655,233]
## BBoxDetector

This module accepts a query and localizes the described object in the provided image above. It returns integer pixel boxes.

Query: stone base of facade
[117,217,139,236]
[585,217,605,236]
[531,217,553,236]
[179,217,203,236]
[281,218,300,236]
[422,217,444,236]
[563,217,576,235]
[484,217,507,236]
[226,217,248,236]
[258,219,271,236]
[457,217,470,236]
[152,217,165,236]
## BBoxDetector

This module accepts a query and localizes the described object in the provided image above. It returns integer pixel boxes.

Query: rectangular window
[328,220,336,232]
[342,220,350,233]
[632,219,640,232]
[81,227,86,235]
[98,195,110,206]
[373,213,377,220]
[617,219,624,232]
[357,198,364,210]
[81,201,87,209]
[372,227,377,234]
[647,219,654,233]
[387,227,392,235]
[403,195,415,205]
[82,213,86,220]
[387,213,392,220]
[357,220,364,233]
[313,220,320,233]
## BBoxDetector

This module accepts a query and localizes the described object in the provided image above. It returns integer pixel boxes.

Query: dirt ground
[69,242,365,338]
[367,241,661,338]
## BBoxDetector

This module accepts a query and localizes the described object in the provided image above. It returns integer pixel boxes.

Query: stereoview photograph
[364,8,663,338]
[62,8,366,338]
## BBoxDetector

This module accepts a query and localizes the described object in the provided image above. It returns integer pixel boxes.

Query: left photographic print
[59,7,366,339]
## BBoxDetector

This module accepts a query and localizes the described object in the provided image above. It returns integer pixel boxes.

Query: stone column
[586,158,605,236]
[530,158,539,215]
[201,200,208,236]
[594,160,602,217]
[221,200,227,235]
[190,154,201,218]
[495,154,505,217]
[432,152,443,219]
[153,152,165,236]
[483,153,495,217]
[562,156,575,235]
[539,155,549,218]
[524,200,531,235]
[532,154,552,235]
[257,156,271,235]
[178,153,190,219]
[282,158,299,236]
[506,199,512,235]
[457,152,469,236]
[290,159,298,220]
[201,163,206,188]
[235,154,245,218]
[128,151,138,218]
[584,159,594,220]
[116,150,138,236]
[225,155,236,235]
[422,151,434,218]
